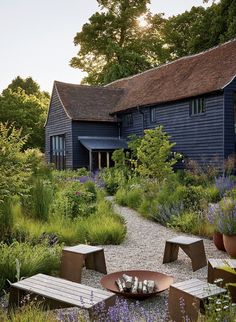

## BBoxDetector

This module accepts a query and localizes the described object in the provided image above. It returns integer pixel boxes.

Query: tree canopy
[70,0,168,85]
[71,0,236,85]
[0,77,50,150]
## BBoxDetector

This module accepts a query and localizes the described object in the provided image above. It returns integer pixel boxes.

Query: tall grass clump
[83,200,126,245]
[0,241,62,292]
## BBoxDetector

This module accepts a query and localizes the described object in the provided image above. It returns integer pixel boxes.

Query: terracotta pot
[213,231,226,251]
[223,234,236,258]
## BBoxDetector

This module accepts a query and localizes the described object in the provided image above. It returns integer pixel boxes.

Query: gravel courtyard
[80,199,229,321]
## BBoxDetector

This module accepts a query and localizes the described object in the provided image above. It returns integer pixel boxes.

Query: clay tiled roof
[54,81,123,122]
[54,39,236,119]
[106,39,236,112]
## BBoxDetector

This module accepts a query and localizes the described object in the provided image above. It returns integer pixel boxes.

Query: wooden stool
[208,258,236,302]
[168,278,226,322]
[163,236,207,271]
[60,244,107,283]
[8,274,116,319]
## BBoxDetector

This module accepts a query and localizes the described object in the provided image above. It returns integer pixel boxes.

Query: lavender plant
[208,199,236,235]
[215,176,235,197]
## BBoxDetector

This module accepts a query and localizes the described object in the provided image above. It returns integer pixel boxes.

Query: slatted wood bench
[8,274,116,318]
[60,244,107,283]
[163,236,207,271]
[168,278,226,322]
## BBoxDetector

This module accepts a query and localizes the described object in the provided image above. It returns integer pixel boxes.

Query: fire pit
[100,270,173,299]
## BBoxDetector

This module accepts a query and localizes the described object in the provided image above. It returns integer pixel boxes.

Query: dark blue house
[45,39,236,171]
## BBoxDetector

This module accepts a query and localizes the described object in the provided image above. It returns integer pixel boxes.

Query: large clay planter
[213,231,226,251]
[223,234,236,257]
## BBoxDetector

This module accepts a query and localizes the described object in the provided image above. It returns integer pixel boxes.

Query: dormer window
[190,98,205,116]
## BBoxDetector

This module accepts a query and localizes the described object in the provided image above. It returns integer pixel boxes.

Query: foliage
[208,198,236,235]
[215,175,235,197]
[1,303,58,322]
[70,0,168,85]
[100,167,127,194]
[115,187,143,210]
[167,211,212,236]
[163,0,236,61]
[0,77,50,150]
[0,241,61,292]
[203,280,236,322]
[21,178,54,221]
[136,126,181,183]
[51,181,96,219]
[52,168,89,181]
[83,200,126,245]
[0,124,31,240]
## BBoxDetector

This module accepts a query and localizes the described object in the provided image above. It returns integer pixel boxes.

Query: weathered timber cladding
[224,77,236,160]
[120,93,225,167]
[45,87,73,169]
[72,121,119,169]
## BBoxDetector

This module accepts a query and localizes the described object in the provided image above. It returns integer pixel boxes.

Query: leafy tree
[0,77,50,150]
[4,76,50,99]
[136,126,181,183]
[70,0,167,85]
[164,0,236,59]
[0,123,31,239]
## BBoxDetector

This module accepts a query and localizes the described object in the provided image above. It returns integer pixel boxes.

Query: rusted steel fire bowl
[100,270,174,299]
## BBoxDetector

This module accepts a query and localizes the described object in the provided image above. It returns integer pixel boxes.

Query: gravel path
[80,198,228,321]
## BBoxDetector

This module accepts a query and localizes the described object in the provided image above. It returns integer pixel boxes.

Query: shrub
[0,242,61,292]
[1,303,58,322]
[115,188,128,206]
[176,185,207,211]
[22,178,54,221]
[51,181,96,219]
[100,168,127,194]
[215,176,235,197]
[0,198,13,242]
[138,198,157,218]
[125,188,143,210]
[136,126,181,183]
[84,200,126,245]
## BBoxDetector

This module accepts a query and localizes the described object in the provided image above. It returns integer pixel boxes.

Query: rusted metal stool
[60,244,107,283]
[168,278,226,322]
[163,236,207,271]
[208,258,236,284]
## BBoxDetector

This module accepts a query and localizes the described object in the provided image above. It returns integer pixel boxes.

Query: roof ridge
[106,38,236,87]
[54,80,124,92]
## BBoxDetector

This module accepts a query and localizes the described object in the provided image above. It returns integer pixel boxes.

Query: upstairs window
[150,108,156,123]
[190,98,205,116]
[124,113,133,127]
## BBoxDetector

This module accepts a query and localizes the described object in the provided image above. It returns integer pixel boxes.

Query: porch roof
[78,136,128,151]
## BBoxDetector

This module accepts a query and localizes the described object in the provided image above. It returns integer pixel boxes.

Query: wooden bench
[60,244,107,283]
[8,274,116,318]
[163,236,207,271]
[168,278,226,322]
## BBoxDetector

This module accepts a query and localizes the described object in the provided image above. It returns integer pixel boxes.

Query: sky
[0,0,214,94]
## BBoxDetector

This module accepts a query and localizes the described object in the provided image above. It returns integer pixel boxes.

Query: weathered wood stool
[8,274,116,318]
[163,236,207,271]
[168,278,226,322]
[60,244,107,283]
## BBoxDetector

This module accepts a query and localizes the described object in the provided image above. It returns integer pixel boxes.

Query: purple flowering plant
[208,198,236,235]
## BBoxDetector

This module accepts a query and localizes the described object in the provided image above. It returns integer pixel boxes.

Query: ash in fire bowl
[100,270,174,299]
